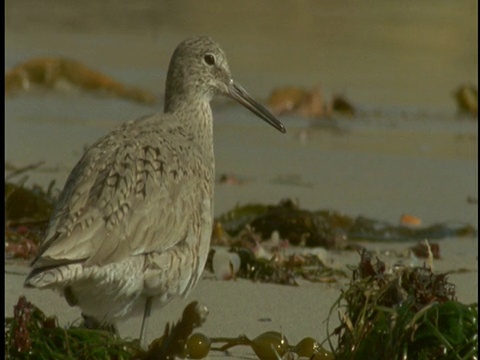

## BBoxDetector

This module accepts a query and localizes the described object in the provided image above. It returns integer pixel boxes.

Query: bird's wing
[33,119,213,268]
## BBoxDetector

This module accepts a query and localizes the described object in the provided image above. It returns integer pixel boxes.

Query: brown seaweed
[5,57,157,105]
[144,302,209,360]
[332,94,355,116]
[5,181,55,222]
[6,272,475,360]
[454,84,478,117]
[5,297,334,360]
[214,199,476,248]
[5,180,56,260]
[266,85,355,119]
[206,247,346,286]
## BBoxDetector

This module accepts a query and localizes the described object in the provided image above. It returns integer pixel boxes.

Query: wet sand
[5,1,478,356]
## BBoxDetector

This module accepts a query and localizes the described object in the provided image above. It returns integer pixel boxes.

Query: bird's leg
[139,297,153,349]
[111,321,120,336]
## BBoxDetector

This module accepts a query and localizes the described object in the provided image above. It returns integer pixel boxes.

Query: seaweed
[206,246,347,286]
[6,253,477,360]
[5,298,210,360]
[5,57,157,105]
[5,297,334,360]
[5,296,143,360]
[5,181,55,222]
[327,250,478,359]
[266,85,355,119]
[143,301,209,360]
[454,84,478,117]
[208,331,333,360]
[5,175,477,358]
[5,177,57,260]
[214,199,476,248]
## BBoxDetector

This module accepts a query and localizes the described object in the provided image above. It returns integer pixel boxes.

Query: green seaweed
[5,296,143,360]
[327,250,478,359]
[6,253,477,360]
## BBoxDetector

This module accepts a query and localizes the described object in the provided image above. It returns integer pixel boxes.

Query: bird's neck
[164,90,208,113]
[164,97,214,156]
[163,70,213,114]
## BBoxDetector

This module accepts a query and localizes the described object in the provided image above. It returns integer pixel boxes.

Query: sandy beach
[5,1,478,357]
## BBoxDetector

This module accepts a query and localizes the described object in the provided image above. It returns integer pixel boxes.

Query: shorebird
[24,35,286,346]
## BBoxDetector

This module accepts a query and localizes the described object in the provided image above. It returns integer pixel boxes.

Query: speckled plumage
[24,36,285,345]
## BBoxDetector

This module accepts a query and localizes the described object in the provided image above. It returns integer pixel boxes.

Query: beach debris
[267,86,309,115]
[8,265,474,360]
[327,250,478,359]
[331,94,355,116]
[207,226,347,286]
[249,331,289,360]
[292,337,323,358]
[467,195,477,204]
[6,297,209,360]
[5,57,157,105]
[409,241,440,259]
[400,213,422,227]
[207,199,474,285]
[184,333,211,359]
[454,84,478,117]
[209,331,333,360]
[5,174,475,287]
[5,179,56,260]
[217,173,247,185]
[214,199,476,247]
[5,181,55,222]
[144,301,209,360]
[235,247,344,284]
[297,86,327,118]
[211,248,241,280]
[5,234,38,260]
[5,296,143,360]
[266,85,356,119]
[266,85,325,118]
[5,161,46,181]
[5,295,335,360]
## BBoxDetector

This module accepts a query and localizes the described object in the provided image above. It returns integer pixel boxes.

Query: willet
[24,35,286,346]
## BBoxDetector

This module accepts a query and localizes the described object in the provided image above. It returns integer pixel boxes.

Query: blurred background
[5,0,478,109]
[5,0,478,223]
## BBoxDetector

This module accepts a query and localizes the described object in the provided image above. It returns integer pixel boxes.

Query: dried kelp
[214,199,476,248]
[5,57,157,105]
[327,250,478,359]
[266,85,355,119]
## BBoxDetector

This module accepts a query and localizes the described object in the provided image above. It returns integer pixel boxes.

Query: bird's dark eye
[204,54,215,66]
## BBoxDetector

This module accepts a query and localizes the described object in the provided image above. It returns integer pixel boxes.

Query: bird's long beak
[228,82,286,133]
